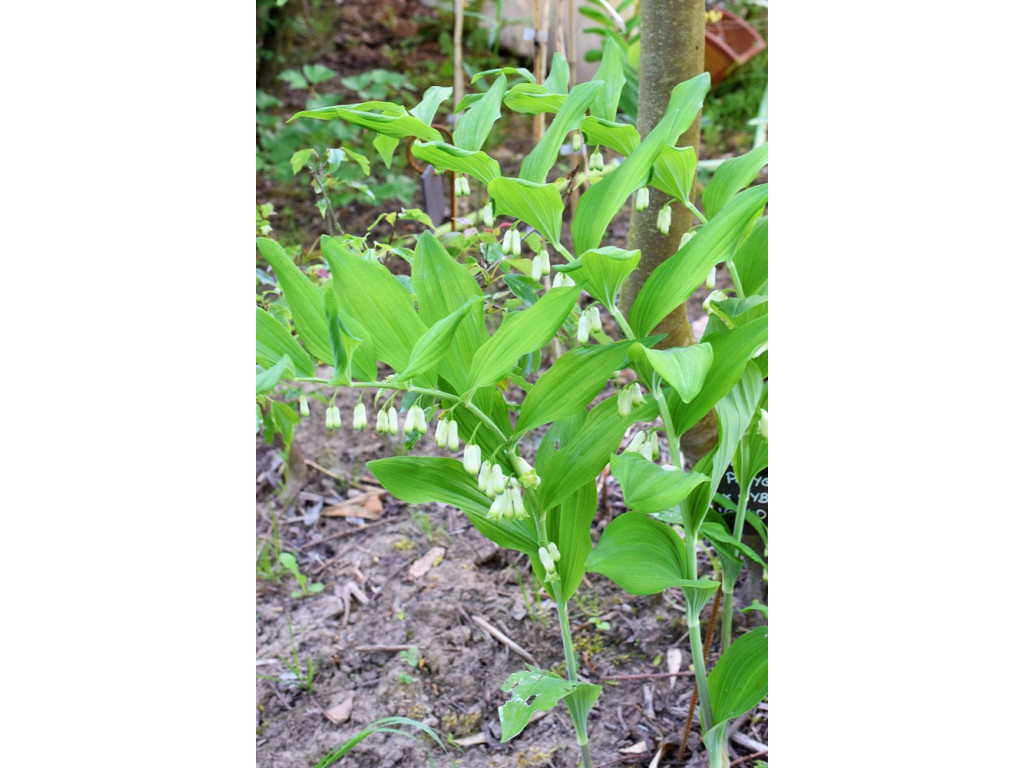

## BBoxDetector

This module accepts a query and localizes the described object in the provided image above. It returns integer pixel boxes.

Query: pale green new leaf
[467,285,580,390]
[290,101,443,142]
[632,342,713,403]
[573,74,709,253]
[733,217,768,297]
[546,481,598,600]
[324,288,363,386]
[649,145,697,202]
[454,74,506,152]
[503,83,566,115]
[396,296,483,381]
[256,355,291,395]
[579,116,639,157]
[256,307,316,378]
[410,141,501,185]
[629,184,768,337]
[586,511,690,594]
[520,80,602,184]
[472,67,535,83]
[573,246,640,310]
[256,237,333,363]
[703,143,769,220]
[708,626,768,722]
[543,54,570,94]
[610,453,709,514]
[591,37,625,121]
[487,177,565,246]
[500,668,576,742]
[374,85,453,168]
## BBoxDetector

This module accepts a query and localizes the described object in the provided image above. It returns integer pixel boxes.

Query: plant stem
[684,531,715,734]
[683,199,709,226]
[553,589,593,768]
[608,304,635,340]
[651,384,683,469]
[720,477,752,653]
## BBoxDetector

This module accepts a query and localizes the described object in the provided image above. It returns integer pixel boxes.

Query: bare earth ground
[257,3,767,766]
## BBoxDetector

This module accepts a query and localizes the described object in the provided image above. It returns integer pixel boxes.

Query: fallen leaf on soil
[452,733,487,747]
[619,742,649,755]
[323,695,353,724]
[321,491,383,520]
[407,546,446,580]
[666,647,683,690]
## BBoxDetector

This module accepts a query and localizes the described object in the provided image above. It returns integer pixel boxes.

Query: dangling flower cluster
[657,203,672,235]
[551,271,574,288]
[376,406,399,435]
[538,543,561,581]
[481,201,494,228]
[624,430,660,462]
[462,444,482,475]
[590,148,605,172]
[634,187,650,212]
[299,393,310,418]
[352,402,367,431]
[705,264,717,290]
[404,405,428,435]
[617,382,645,418]
[325,404,342,430]
[531,246,551,281]
[576,304,601,344]
[454,175,471,198]
[487,478,526,521]
[501,226,522,257]
[571,131,582,153]
[434,417,460,451]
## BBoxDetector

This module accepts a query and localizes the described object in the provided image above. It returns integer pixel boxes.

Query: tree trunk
[621,0,717,464]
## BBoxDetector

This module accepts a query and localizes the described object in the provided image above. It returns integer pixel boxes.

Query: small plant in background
[277,551,325,597]
[315,716,454,768]
[256,52,767,766]
[257,616,318,693]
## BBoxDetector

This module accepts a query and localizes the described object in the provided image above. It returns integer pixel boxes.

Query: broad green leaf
[454,74,506,152]
[629,184,768,337]
[573,74,709,253]
[542,54,570,94]
[520,80,602,184]
[290,148,314,175]
[302,63,335,85]
[278,69,307,89]
[586,511,691,594]
[701,522,767,568]
[536,396,659,511]
[708,626,768,722]
[579,116,639,157]
[516,337,643,435]
[396,296,483,381]
[503,83,566,115]
[649,145,697,203]
[733,217,768,297]
[256,356,291,395]
[324,288,363,386]
[472,67,535,83]
[256,307,316,378]
[682,578,722,615]
[591,37,625,121]
[669,320,767,438]
[632,342,713,403]
[319,235,426,372]
[374,85,452,168]
[411,231,487,391]
[703,143,769,220]
[262,398,300,452]
[410,141,501,185]
[487,177,565,246]
[573,246,640,310]
[705,296,769,330]
[256,238,333,363]
[467,285,580,390]
[290,101,443,142]
[545,481,598,600]
[610,452,709,514]
[499,668,576,741]
[368,456,538,554]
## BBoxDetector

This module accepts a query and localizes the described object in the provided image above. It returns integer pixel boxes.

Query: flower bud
[657,203,672,235]
[539,247,550,276]
[511,228,522,257]
[482,202,494,228]
[509,484,525,518]
[552,272,566,288]
[435,417,449,447]
[587,305,601,335]
[299,393,310,418]
[577,308,591,344]
[353,402,367,431]
[491,462,505,493]
[513,456,532,477]
[376,409,388,433]
[463,444,482,475]
[501,227,514,254]
[590,149,604,172]
[387,406,399,435]
[547,542,561,561]
[624,432,645,454]
[635,187,649,212]
[705,265,716,290]
[446,419,460,451]
[647,435,660,461]
[630,383,645,406]
[478,460,492,492]
[532,255,543,281]
[757,409,768,441]
[617,387,633,418]
[702,289,728,314]
[571,130,582,152]
[538,546,556,574]
[405,405,423,435]
[325,405,337,430]
[640,439,654,462]
[488,492,510,521]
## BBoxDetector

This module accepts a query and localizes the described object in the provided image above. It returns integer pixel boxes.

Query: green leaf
[708,626,768,722]
[610,453,709,514]
[579,116,639,157]
[256,355,291,395]
[468,285,580,390]
[262,398,300,453]
[536,396,659,511]
[410,141,501,185]
[732,217,768,297]
[454,74,506,152]
[487,177,565,246]
[586,511,695,595]
[573,246,640,311]
[302,63,336,85]
[256,238,333,363]
[324,289,363,386]
[503,83,566,115]
[545,478,597,601]
[472,66,535,83]
[279,69,307,89]
[629,184,767,337]
[256,307,316,378]
[649,145,697,202]
[701,522,766,568]
[515,337,643,435]
[289,148,314,175]
[542,54,570,94]
[374,86,454,169]
[572,74,709,254]
[591,37,625,121]
[396,296,483,381]
[319,236,427,373]
[703,143,769,220]
[632,342,713,403]
[368,457,538,554]
[499,668,578,741]
[520,80,602,184]
[289,101,443,142]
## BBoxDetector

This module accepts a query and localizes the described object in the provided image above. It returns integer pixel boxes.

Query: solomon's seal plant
[256,50,767,767]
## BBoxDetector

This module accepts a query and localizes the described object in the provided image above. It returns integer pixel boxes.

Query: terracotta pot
[705,9,767,85]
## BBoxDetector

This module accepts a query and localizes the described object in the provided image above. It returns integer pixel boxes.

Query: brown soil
[256,3,767,766]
